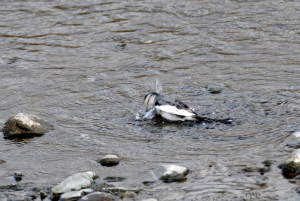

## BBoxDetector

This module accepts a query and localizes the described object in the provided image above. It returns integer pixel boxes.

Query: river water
[1,0,300,200]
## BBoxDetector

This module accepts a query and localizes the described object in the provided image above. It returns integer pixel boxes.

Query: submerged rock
[103,176,126,182]
[2,113,52,137]
[103,187,141,197]
[99,155,120,167]
[78,192,120,201]
[279,149,300,176]
[207,82,226,94]
[152,164,189,182]
[52,172,96,194]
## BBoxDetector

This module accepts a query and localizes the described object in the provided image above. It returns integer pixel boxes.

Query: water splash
[135,108,155,121]
[136,79,162,121]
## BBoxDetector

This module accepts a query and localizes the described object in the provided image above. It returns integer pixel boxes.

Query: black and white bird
[144,92,232,124]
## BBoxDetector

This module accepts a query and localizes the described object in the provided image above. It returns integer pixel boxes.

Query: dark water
[1,0,300,200]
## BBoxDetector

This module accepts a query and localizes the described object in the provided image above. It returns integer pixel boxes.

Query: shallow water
[1,0,300,200]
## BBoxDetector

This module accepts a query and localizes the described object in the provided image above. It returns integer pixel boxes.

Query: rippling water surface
[1,0,300,200]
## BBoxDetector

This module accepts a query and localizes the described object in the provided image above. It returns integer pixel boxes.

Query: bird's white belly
[155,105,196,121]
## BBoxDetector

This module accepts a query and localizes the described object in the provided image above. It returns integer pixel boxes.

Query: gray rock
[207,82,226,94]
[2,113,52,137]
[279,149,300,175]
[52,172,96,194]
[59,191,82,201]
[78,192,120,201]
[103,187,140,194]
[99,155,120,167]
[152,164,189,181]
[285,149,300,164]
[80,188,94,195]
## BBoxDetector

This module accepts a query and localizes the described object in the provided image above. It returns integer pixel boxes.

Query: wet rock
[122,191,137,198]
[152,164,189,182]
[78,192,120,201]
[103,176,126,182]
[1,192,33,201]
[142,181,156,186]
[103,187,141,197]
[90,181,115,192]
[242,166,270,174]
[99,155,120,167]
[279,149,300,176]
[2,113,52,138]
[207,82,226,94]
[81,188,94,195]
[59,191,82,201]
[262,159,275,167]
[14,172,23,182]
[52,171,96,194]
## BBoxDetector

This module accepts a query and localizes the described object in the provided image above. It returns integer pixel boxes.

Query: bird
[144,92,232,124]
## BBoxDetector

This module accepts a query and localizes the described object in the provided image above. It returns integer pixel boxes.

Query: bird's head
[144,92,160,111]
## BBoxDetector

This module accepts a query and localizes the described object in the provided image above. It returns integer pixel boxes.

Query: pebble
[2,113,52,138]
[152,164,189,181]
[99,155,120,167]
[78,192,120,201]
[52,171,96,194]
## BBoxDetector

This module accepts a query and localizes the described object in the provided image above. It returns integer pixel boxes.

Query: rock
[0,159,5,164]
[152,164,189,182]
[122,191,137,198]
[2,113,52,138]
[14,172,23,181]
[80,188,94,195]
[52,172,96,194]
[279,149,300,176]
[103,187,141,197]
[103,176,126,182]
[78,192,120,201]
[207,82,226,94]
[59,191,82,201]
[90,181,115,192]
[242,166,270,174]
[99,155,120,167]
[141,199,158,201]
[285,149,300,163]
[262,159,275,167]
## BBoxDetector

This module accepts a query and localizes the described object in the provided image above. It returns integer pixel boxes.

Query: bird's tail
[195,116,233,124]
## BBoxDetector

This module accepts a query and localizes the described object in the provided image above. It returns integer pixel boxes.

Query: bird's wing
[155,105,196,117]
